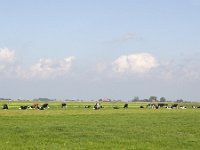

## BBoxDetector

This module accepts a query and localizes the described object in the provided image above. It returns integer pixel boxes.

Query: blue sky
[0,0,200,101]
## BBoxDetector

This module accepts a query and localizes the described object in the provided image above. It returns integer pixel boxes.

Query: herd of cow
[143,103,200,109]
[2,103,50,110]
[1,102,200,110]
[1,102,126,110]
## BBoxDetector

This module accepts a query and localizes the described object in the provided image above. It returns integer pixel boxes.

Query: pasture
[0,101,200,150]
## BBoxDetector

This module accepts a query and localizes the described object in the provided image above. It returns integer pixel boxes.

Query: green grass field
[0,101,200,150]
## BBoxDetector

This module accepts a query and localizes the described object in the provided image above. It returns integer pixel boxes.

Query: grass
[0,101,200,150]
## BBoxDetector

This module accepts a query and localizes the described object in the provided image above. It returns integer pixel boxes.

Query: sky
[0,0,200,101]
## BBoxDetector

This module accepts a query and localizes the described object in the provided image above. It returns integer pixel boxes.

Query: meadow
[0,101,200,150]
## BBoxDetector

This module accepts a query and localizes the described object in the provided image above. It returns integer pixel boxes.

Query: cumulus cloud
[1,47,200,82]
[112,53,159,74]
[0,48,16,63]
[0,47,75,79]
[0,48,17,77]
[19,56,75,79]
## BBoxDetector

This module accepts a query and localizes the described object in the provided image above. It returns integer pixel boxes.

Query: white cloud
[1,47,200,82]
[0,47,75,79]
[112,53,159,74]
[0,48,17,77]
[0,48,16,63]
[19,56,75,79]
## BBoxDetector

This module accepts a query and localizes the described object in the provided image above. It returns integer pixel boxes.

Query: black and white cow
[37,103,49,110]
[180,106,187,109]
[42,103,49,109]
[171,104,178,109]
[192,106,200,109]
[124,103,128,109]
[146,103,157,109]
[158,103,168,108]
[61,103,67,108]
[2,104,8,110]
[19,106,29,110]
[93,103,101,110]
[84,105,91,108]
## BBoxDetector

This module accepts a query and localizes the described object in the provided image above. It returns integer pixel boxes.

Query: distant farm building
[99,98,111,102]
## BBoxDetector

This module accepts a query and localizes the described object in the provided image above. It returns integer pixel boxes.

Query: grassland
[0,101,200,150]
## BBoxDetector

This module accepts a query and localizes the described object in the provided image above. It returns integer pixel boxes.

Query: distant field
[0,101,200,150]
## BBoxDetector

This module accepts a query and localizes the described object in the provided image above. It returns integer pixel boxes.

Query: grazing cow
[192,106,197,109]
[38,106,44,110]
[19,106,29,110]
[2,104,8,110]
[124,103,128,109]
[84,105,91,108]
[158,103,168,108]
[94,103,101,110]
[171,104,178,109]
[36,103,49,110]
[146,103,157,109]
[30,103,39,109]
[42,103,49,109]
[192,106,200,109]
[166,106,172,109]
[61,103,67,108]
[180,106,187,109]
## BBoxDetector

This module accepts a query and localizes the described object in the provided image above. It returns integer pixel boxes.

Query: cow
[166,106,172,109]
[33,103,49,110]
[30,103,39,109]
[192,106,200,109]
[61,103,67,108]
[36,103,49,110]
[61,103,67,109]
[2,104,8,110]
[180,106,187,109]
[84,105,91,108]
[42,103,49,109]
[140,106,144,108]
[124,103,128,109]
[146,103,157,109]
[158,103,168,108]
[19,106,29,110]
[37,106,44,110]
[93,103,101,110]
[171,104,178,109]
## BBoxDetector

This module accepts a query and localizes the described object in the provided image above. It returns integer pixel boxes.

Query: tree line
[131,96,185,103]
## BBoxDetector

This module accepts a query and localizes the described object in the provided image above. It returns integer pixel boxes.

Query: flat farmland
[0,101,200,150]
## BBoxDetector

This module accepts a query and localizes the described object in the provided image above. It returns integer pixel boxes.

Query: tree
[149,96,157,102]
[176,99,184,103]
[132,96,139,102]
[160,97,166,102]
